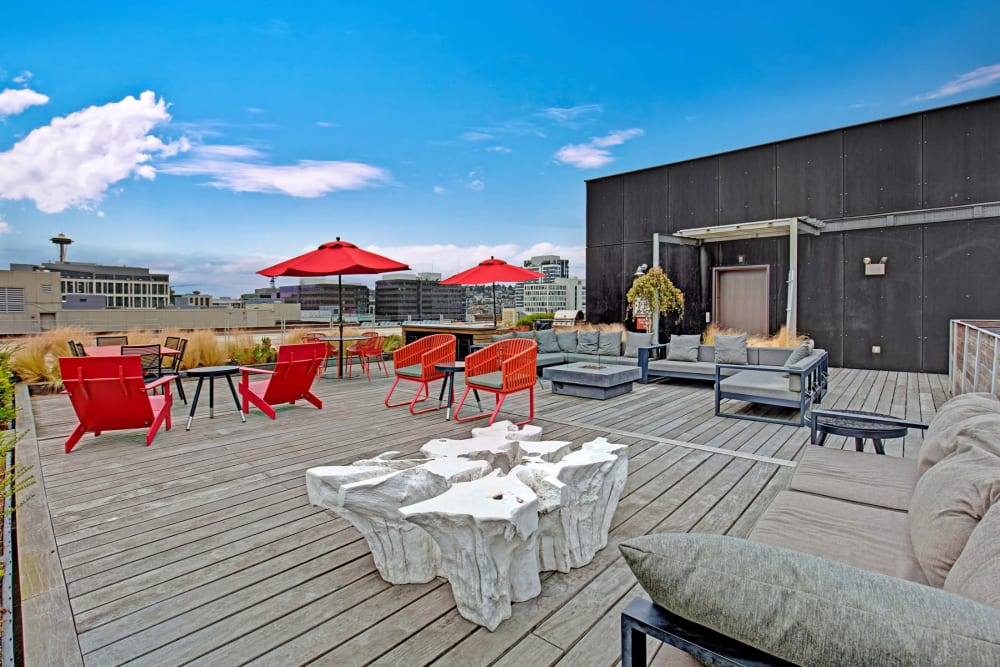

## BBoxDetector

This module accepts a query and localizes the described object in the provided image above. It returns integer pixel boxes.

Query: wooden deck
[16,366,951,666]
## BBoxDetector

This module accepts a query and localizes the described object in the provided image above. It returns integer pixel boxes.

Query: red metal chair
[238,342,326,419]
[348,331,388,381]
[385,334,456,414]
[302,332,339,379]
[454,338,538,426]
[59,356,175,453]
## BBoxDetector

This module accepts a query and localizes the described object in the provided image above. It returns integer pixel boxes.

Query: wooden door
[713,266,769,335]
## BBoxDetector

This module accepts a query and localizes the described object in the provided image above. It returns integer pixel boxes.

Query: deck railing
[950,319,1000,397]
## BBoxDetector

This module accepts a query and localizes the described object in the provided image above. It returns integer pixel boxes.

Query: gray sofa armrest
[638,343,668,384]
[714,351,829,426]
[620,533,1000,666]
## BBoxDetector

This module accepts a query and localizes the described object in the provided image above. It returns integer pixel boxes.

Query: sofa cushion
[563,354,634,366]
[395,364,423,378]
[919,393,1000,473]
[945,502,1000,609]
[719,370,795,402]
[647,359,718,378]
[757,347,792,366]
[576,331,600,354]
[469,370,504,389]
[490,332,514,343]
[536,352,567,367]
[789,445,920,511]
[909,446,1000,586]
[597,331,623,356]
[749,491,926,582]
[784,341,813,367]
[556,330,577,353]
[513,330,535,340]
[623,331,653,358]
[666,334,700,361]
[620,532,1000,667]
[786,349,826,391]
[714,334,747,365]
[535,328,561,354]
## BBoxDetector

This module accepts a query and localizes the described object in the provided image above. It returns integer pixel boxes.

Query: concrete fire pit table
[543,361,642,399]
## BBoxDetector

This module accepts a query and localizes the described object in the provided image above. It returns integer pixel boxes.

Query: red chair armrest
[144,375,177,391]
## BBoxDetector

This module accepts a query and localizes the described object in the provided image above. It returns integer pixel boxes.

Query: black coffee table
[435,361,480,421]
[810,409,925,455]
[185,365,246,430]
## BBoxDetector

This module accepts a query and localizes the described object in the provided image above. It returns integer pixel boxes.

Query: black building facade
[586,95,1000,372]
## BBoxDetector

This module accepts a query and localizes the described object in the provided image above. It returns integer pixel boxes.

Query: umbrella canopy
[440,257,544,326]
[258,237,409,331]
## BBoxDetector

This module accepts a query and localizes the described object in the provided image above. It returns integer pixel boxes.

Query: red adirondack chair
[238,342,325,419]
[59,356,175,453]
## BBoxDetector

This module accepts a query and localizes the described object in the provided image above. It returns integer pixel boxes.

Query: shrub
[0,351,35,520]
[702,323,810,348]
[185,330,228,367]
[382,334,403,353]
[230,336,278,365]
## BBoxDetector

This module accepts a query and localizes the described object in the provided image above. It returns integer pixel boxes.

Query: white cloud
[915,64,1000,101]
[162,144,389,197]
[0,220,10,234]
[246,107,264,114]
[487,145,511,153]
[554,128,644,169]
[462,131,494,141]
[316,121,338,128]
[543,104,602,123]
[0,90,185,213]
[468,179,485,191]
[13,70,33,84]
[0,88,50,117]
[433,185,445,193]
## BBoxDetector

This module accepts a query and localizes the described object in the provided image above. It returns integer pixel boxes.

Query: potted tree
[626,266,684,339]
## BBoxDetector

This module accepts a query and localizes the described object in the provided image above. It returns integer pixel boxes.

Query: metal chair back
[96,335,129,346]
[121,344,162,378]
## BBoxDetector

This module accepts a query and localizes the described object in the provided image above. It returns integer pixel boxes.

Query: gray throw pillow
[490,332,514,343]
[513,330,535,340]
[620,533,1000,667]
[666,334,700,362]
[784,341,813,367]
[556,330,578,353]
[945,502,1000,609]
[535,328,560,354]
[714,334,747,365]
[623,331,654,358]
[597,331,622,356]
[576,330,600,354]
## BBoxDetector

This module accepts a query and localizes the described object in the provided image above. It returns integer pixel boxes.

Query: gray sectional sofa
[494,328,653,369]
[638,336,829,426]
[619,392,1000,666]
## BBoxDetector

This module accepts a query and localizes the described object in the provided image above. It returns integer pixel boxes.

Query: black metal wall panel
[843,227,923,370]
[776,131,844,220]
[623,167,669,244]
[843,116,922,216]
[586,176,624,246]
[718,145,776,225]
[797,233,845,367]
[923,99,1000,208]
[921,217,1000,372]
[586,244,625,324]
[667,158,718,231]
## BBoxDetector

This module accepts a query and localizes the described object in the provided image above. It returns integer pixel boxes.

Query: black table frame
[435,362,480,421]
[810,409,928,455]
[184,366,246,430]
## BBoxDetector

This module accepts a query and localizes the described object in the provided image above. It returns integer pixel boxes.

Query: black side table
[435,361,480,421]
[811,410,909,455]
[185,365,246,430]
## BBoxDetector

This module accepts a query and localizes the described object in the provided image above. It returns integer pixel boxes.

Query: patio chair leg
[488,394,508,426]
[453,386,490,423]
[410,381,446,414]
[65,424,86,453]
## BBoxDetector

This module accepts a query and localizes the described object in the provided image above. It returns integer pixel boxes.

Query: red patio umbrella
[440,256,544,327]
[258,237,410,335]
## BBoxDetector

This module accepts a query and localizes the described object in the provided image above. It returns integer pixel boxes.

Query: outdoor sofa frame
[713,352,828,427]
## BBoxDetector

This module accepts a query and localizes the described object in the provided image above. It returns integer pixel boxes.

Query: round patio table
[185,365,246,430]
[435,361,480,421]
[811,410,908,455]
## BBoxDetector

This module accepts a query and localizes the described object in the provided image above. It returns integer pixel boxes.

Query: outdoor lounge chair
[96,335,128,346]
[454,338,537,426]
[349,331,388,381]
[238,342,325,419]
[59,355,175,453]
[384,333,456,414]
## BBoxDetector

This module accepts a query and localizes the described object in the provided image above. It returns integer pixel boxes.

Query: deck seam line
[537,416,797,467]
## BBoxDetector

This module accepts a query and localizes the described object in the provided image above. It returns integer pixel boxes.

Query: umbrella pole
[492,281,497,328]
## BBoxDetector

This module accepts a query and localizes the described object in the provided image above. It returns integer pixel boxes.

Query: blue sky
[2,1,999,296]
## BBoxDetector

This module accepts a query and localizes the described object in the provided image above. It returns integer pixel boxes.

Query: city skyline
[2,2,1000,296]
